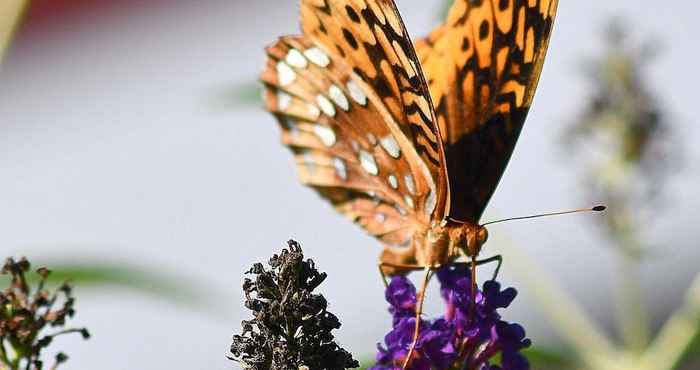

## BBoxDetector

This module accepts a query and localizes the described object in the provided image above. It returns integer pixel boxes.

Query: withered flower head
[1,257,90,370]
[229,240,359,370]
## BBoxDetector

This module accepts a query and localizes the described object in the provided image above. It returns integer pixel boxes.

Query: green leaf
[0,260,209,310]
[524,347,575,369]
[356,356,374,370]
[209,80,262,109]
[675,322,700,369]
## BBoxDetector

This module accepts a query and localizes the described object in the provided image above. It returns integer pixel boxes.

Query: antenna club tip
[592,205,607,212]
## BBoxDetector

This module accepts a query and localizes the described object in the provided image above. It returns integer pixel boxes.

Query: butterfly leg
[377,262,425,287]
[402,266,432,370]
[485,254,503,281]
[378,264,389,288]
[470,254,477,314]
[451,254,503,281]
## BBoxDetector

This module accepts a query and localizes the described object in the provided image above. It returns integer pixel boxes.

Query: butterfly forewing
[262,34,438,248]
[300,0,450,220]
[416,0,559,223]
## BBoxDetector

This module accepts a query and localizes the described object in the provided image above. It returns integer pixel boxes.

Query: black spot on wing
[343,28,359,49]
[345,5,361,23]
[479,20,490,40]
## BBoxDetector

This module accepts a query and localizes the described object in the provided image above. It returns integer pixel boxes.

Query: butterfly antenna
[481,205,606,227]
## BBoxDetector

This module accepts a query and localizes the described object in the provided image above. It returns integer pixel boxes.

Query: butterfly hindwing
[416,0,559,222]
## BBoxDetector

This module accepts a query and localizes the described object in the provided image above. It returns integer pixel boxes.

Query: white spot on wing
[388,174,398,189]
[303,153,316,175]
[304,47,331,67]
[396,205,407,216]
[316,95,336,117]
[359,150,379,176]
[375,213,387,223]
[333,157,347,180]
[392,240,411,249]
[329,85,350,111]
[404,174,416,195]
[367,133,377,146]
[307,103,320,119]
[277,91,292,110]
[404,195,415,209]
[276,61,296,86]
[380,135,401,158]
[313,124,336,147]
[285,49,308,68]
[346,79,367,106]
[351,141,360,153]
[425,189,437,215]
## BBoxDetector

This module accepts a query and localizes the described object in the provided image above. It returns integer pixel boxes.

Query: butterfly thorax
[414,221,489,269]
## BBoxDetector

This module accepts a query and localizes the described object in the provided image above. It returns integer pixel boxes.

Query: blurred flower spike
[229,240,359,370]
[371,265,530,370]
[565,19,678,255]
[0,257,90,370]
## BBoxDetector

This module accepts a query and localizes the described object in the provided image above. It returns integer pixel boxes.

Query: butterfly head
[444,221,489,259]
[466,224,489,257]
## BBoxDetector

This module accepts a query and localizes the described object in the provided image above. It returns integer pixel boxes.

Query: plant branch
[613,238,650,353]
[639,270,700,370]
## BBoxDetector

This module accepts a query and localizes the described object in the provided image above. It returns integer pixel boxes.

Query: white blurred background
[1,1,699,369]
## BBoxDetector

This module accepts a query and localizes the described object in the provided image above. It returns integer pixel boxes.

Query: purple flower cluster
[370,265,531,370]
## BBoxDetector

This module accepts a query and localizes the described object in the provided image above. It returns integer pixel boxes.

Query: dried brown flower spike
[0,257,90,370]
[229,240,359,370]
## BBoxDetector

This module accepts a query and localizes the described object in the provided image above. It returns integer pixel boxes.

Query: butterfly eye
[477,227,489,245]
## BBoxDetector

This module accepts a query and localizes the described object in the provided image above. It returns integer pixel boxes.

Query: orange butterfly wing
[261,14,441,249]
[416,0,559,223]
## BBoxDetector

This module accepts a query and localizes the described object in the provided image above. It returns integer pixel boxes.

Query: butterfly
[261,0,558,366]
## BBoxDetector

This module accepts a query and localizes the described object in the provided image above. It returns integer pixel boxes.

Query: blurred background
[1,1,699,369]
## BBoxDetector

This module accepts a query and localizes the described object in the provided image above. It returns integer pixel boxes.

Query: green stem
[615,256,649,354]
[613,240,650,354]
[639,270,700,370]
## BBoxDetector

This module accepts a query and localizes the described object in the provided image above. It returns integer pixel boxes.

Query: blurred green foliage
[522,347,573,369]
[550,17,697,370]
[680,328,700,365]
[210,80,262,110]
[0,260,207,310]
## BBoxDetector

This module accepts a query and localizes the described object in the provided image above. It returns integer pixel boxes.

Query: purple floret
[371,265,531,370]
